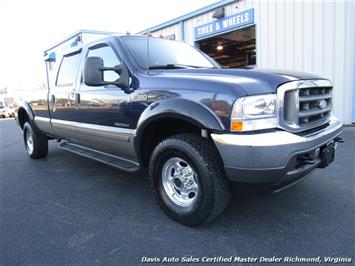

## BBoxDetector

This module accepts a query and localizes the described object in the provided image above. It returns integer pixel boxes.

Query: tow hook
[298,155,316,165]
[335,137,344,143]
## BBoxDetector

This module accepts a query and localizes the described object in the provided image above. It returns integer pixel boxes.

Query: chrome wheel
[161,157,199,207]
[25,129,34,154]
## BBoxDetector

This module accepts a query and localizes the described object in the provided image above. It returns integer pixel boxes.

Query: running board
[58,142,140,172]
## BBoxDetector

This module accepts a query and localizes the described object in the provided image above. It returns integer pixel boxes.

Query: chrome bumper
[211,117,343,184]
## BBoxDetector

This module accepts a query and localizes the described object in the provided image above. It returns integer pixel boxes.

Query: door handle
[51,94,55,104]
[75,93,80,104]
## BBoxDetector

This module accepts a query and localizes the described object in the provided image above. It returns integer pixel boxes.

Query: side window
[56,52,81,86]
[87,45,121,82]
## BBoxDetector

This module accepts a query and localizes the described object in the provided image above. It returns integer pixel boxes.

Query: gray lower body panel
[34,117,138,163]
[34,117,55,136]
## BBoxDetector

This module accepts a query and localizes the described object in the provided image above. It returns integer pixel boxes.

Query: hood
[151,68,327,95]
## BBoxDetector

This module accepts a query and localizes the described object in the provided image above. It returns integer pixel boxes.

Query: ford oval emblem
[318,99,327,109]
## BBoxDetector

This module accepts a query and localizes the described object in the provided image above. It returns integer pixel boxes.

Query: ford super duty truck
[16,35,343,225]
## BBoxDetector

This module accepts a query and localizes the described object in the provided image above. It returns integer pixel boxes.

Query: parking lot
[1,119,354,265]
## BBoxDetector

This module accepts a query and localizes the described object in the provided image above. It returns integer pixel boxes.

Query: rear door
[49,49,82,140]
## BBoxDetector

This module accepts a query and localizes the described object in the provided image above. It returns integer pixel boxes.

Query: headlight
[230,94,278,131]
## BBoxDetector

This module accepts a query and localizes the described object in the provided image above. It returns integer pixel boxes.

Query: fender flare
[133,98,225,162]
[16,100,35,127]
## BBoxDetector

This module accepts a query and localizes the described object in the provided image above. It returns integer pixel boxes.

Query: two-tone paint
[17,35,332,168]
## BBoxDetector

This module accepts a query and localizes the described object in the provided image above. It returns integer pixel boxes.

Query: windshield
[121,36,218,70]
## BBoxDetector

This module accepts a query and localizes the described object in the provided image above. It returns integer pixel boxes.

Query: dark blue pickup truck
[16,35,343,225]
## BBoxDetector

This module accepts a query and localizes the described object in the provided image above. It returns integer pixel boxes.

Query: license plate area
[320,141,335,168]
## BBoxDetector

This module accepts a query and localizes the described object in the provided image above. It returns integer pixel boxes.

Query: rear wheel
[23,122,48,159]
[149,134,231,226]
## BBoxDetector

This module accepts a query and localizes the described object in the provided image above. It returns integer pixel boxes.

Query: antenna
[146,33,150,75]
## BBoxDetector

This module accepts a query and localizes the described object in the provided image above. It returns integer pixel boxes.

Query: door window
[87,45,121,82]
[56,52,81,86]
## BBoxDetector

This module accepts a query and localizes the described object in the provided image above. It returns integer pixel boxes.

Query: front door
[75,43,135,160]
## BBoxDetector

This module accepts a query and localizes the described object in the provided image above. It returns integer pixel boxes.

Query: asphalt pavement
[1,119,354,265]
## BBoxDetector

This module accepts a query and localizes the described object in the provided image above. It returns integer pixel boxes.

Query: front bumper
[211,117,343,185]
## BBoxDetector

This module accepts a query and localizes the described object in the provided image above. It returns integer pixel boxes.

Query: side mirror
[84,57,104,86]
[84,56,130,89]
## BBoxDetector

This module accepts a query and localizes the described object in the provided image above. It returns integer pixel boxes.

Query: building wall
[148,23,180,39]
[150,0,355,124]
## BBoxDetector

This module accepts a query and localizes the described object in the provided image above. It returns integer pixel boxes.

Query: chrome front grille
[278,80,333,132]
[298,86,332,126]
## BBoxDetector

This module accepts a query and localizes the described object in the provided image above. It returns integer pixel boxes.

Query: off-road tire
[149,134,231,226]
[23,122,48,159]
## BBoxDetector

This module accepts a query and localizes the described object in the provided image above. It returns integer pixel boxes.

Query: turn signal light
[231,121,243,131]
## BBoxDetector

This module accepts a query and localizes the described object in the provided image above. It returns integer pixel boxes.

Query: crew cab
[16,34,343,225]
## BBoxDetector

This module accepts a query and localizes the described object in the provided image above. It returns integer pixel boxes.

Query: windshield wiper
[149,64,204,70]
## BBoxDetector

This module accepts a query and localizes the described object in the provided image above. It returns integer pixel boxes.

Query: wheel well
[140,118,202,167]
[18,108,30,129]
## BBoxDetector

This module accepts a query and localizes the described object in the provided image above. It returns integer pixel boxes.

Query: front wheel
[149,134,231,226]
[23,122,48,159]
